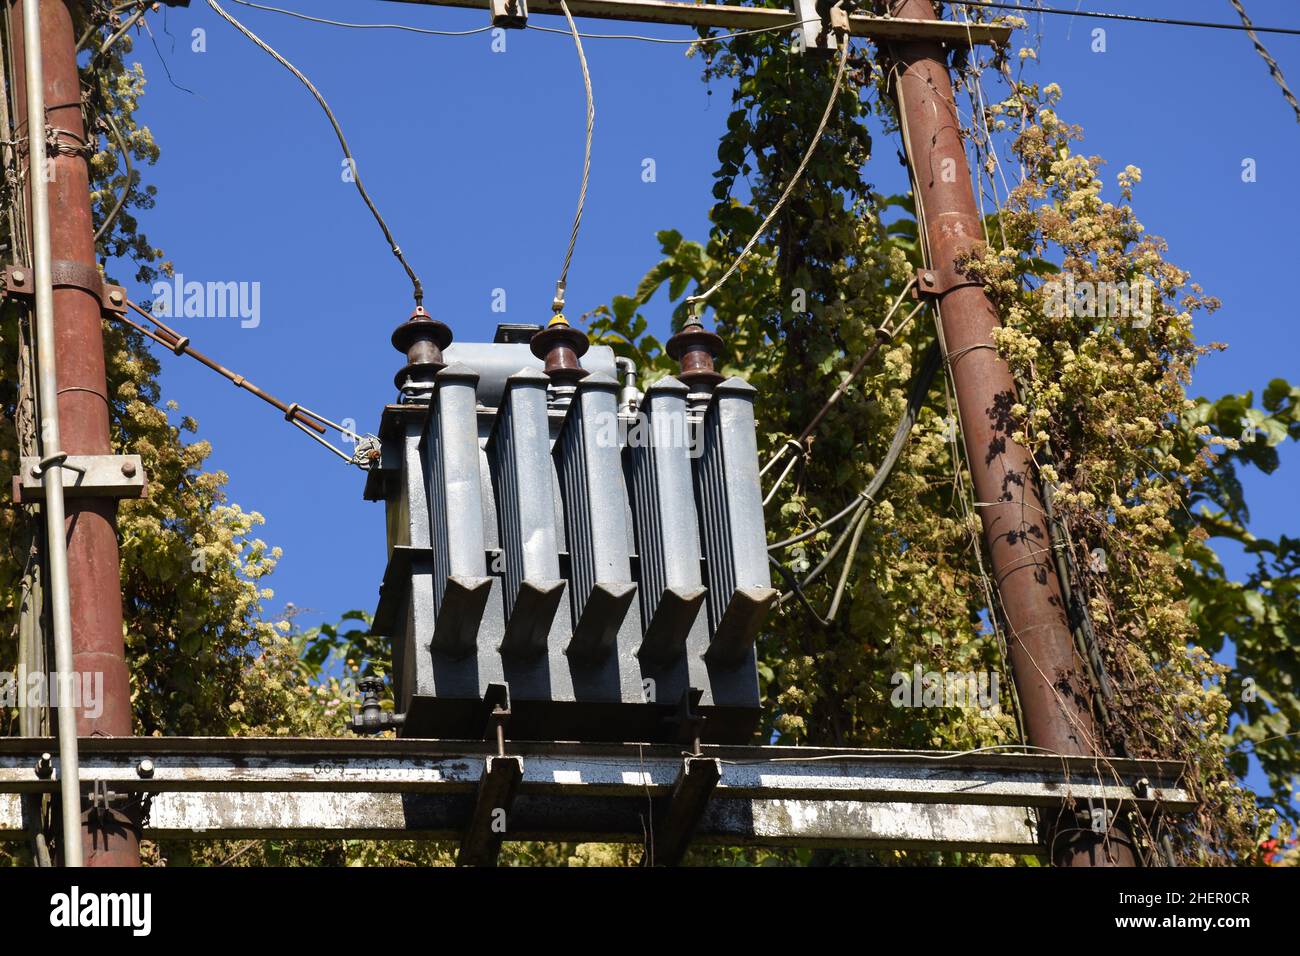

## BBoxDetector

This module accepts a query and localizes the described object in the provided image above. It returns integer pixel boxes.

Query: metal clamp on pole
[489,0,528,28]
[912,266,982,300]
[2,263,128,317]
[14,454,147,503]
[795,0,850,54]
[457,684,522,866]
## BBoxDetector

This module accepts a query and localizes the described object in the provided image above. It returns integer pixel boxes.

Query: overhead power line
[207,0,426,306]
[235,0,822,44]
[227,0,494,36]
[687,32,852,313]
[950,0,1300,37]
[551,0,595,316]
[1229,0,1300,123]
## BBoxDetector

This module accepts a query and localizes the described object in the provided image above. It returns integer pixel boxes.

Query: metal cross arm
[383,0,1014,45]
[0,738,1190,856]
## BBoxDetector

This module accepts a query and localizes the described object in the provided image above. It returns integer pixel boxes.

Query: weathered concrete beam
[0,792,1038,852]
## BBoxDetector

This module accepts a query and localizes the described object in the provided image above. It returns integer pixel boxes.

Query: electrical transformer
[364,319,775,744]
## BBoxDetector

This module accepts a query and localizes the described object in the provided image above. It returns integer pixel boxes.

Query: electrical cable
[140,14,197,97]
[769,339,940,555]
[712,742,1089,763]
[760,438,802,478]
[783,499,869,597]
[94,4,149,62]
[227,0,495,36]
[759,291,925,503]
[825,494,870,620]
[1228,0,1300,123]
[951,0,1300,36]
[771,343,941,622]
[768,489,867,552]
[551,0,594,315]
[207,0,425,306]
[227,0,819,45]
[77,3,137,51]
[790,294,923,448]
[762,447,800,506]
[768,551,833,626]
[686,34,851,313]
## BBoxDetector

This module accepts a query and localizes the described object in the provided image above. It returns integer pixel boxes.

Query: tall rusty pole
[10,0,139,866]
[887,0,1134,867]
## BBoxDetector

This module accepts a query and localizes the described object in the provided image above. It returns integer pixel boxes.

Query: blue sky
[112,1,1296,784]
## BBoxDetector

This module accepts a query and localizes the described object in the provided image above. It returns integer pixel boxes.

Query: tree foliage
[0,6,305,866]
[3,5,1295,866]
[588,9,1298,861]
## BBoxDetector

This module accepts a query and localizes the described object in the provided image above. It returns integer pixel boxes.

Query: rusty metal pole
[10,0,139,866]
[887,0,1134,867]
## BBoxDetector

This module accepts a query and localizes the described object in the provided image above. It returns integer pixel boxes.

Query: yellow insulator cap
[548,313,570,328]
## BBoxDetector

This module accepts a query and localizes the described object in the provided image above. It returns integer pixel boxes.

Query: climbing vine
[588,5,1295,863]
[2,4,1294,866]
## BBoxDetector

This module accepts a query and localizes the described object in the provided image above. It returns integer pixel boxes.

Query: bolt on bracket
[795,0,848,54]
[913,266,984,300]
[2,262,127,316]
[14,454,147,504]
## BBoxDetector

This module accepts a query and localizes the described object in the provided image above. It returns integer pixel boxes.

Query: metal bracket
[913,266,982,299]
[794,0,847,55]
[81,779,142,855]
[4,261,128,315]
[456,754,523,866]
[482,682,512,756]
[653,756,721,866]
[14,454,147,503]
[455,683,520,866]
[489,0,527,28]
[665,687,707,754]
[2,263,32,297]
[492,322,542,344]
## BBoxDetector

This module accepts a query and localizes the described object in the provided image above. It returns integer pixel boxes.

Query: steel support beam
[380,0,1013,45]
[0,737,1190,807]
[457,755,523,866]
[0,737,1189,856]
[653,756,721,865]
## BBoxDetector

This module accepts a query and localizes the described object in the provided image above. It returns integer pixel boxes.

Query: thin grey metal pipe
[23,0,83,868]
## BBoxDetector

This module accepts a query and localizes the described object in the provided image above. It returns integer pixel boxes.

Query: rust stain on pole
[11,0,138,866]
[887,0,1133,866]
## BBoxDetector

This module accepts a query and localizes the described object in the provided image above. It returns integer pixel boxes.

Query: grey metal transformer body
[364,337,775,744]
